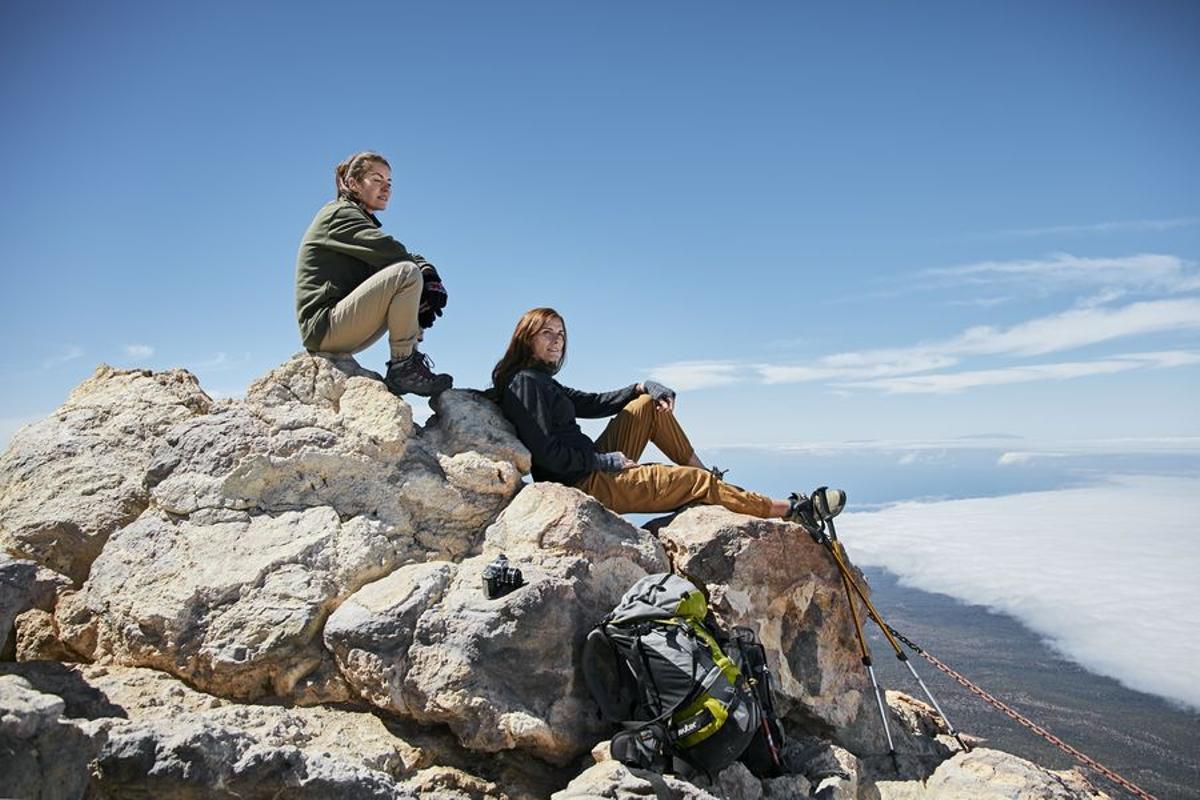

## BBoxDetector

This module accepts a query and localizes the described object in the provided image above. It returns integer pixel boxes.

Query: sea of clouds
[843,474,1200,710]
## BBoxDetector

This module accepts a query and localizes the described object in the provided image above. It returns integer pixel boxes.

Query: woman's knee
[378,261,421,289]
[625,394,656,417]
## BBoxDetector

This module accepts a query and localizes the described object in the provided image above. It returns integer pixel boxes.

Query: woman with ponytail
[295,151,451,396]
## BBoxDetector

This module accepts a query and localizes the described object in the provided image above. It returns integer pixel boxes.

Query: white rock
[874,747,1111,799]
[0,365,211,582]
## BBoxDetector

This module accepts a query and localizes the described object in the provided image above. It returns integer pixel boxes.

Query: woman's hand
[640,380,676,413]
[596,451,638,472]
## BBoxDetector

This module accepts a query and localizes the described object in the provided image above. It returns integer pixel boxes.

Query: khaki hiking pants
[318,262,422,361]
[576,395,775,517]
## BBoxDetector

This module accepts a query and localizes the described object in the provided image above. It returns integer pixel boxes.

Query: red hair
[491,308,567,393]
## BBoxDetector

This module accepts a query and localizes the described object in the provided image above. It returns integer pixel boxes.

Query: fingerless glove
[594,452,627,473]
[642,380,675,403]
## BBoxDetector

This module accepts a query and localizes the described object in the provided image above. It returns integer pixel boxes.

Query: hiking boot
[812,487,846,521]
[384,349,453,397]
[786,487,846,530]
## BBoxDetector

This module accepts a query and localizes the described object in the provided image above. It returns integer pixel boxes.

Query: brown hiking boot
[384,349,453,397]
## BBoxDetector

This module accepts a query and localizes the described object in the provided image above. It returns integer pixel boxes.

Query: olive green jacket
[294,199,426,350]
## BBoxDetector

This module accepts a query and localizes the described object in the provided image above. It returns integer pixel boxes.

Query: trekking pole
[822,516,970,754]
[816,521,899,770]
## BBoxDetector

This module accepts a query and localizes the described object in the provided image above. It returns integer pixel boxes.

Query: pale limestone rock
[0,366,211,582]
[424,389,532,473]
[887,690,951,740]
[1,556,71,653]
[552,760,722,799]
[324,561,457,715]
[0,674,104,800]
[44,354,526,703]
[327,484,669,765]
[482,483,668,599]
[398,766,509,800]
[14,608,76,662]
[874,747,1110,799]
[59,507,401,701]
[7,663,435,799]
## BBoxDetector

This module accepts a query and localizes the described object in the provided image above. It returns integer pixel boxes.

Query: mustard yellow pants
[577,395,775,517]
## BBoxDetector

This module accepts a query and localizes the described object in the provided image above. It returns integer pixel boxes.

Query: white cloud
[124,344,154,359]
[998,218,1200,238]
[653,276,1200,396]
[192,352,253,372]
[923,253,1200,296]
[759,352,957,384]
[997,451,1070,466]
[648,361,743,391]
[718,435,1200,456]
[42,345,84,369]
[943,298,1200,357]
[947,296,1012,309]
[750,298,1200,391]
[841,475,1200,709]
[842,350,1200,395]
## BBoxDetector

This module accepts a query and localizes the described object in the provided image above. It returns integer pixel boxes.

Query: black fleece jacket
[500,367,639,486]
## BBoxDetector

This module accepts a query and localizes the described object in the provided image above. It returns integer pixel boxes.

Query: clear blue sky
[3,0,1198,450]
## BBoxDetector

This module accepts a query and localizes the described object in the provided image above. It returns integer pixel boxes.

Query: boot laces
[410,350,439,378]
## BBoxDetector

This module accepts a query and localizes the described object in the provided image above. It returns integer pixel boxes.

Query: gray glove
[594,452,628,473]
[642,380,675,403]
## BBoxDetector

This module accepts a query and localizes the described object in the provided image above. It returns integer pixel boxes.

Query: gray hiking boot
[785,487,846,530]
[384,349,453,397]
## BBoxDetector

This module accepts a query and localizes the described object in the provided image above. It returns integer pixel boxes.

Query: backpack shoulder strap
[582,626,635,723]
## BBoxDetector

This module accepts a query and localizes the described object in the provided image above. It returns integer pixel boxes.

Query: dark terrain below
[860,567,1200,800]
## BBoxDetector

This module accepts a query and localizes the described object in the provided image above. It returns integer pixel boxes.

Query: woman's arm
[560,383,640,418]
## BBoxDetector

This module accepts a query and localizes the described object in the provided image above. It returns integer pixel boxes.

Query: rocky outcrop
[0,367,211,583]
[0,673,104,800]
[0,556,71,655]
[45,355,527,702]
[0,355,1116,800]
[325,484,669,765]
[873,748,1108,799]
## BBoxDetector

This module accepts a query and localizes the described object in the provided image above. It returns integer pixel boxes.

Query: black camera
[481,554,524,599]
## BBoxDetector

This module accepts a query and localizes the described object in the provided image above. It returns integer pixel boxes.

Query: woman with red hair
[492,307,842,523]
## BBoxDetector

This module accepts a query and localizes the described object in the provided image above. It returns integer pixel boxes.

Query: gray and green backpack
[582,573,782,777]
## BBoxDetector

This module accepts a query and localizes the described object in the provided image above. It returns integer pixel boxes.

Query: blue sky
[2,0,1198,453]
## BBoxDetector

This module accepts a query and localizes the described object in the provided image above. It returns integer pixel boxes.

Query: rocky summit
[0,355,1110,799]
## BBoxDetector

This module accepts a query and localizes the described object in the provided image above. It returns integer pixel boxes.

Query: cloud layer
[840,475,1200,710]
[649,257,1200,395]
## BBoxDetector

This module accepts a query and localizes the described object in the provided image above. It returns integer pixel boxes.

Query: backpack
[582,573,783,778]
